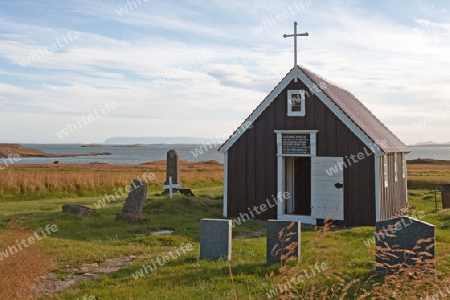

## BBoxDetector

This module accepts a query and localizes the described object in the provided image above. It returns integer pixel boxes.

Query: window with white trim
[394,154,398,182]
[384,155,389,188]
[287,90,305,116]
[402,153,406,178]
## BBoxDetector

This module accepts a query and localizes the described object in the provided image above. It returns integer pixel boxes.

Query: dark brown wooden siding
[227,79,379,226]
[379,153,408,220]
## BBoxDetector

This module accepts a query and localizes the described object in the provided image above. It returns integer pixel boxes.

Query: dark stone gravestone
[266,220,301,264]
[200,219,232,261]
[375,216,435,272]
[116,179,147,222]
[164,149,180,193]
[442,184,450,209]
[162,149,194,197]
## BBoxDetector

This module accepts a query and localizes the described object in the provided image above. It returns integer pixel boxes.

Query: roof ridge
[219,65,409,153]
[298,64,408,151]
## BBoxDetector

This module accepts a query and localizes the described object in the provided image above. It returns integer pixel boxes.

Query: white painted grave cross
[163,176,180,199]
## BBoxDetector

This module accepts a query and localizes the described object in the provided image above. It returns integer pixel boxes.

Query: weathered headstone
[200,219,232,261]
[62,204,95,217]
[116,179,147,222]
[164,149,180,193]
[375,216,435,272]
[442,184,450,209]
[266,220,301,264]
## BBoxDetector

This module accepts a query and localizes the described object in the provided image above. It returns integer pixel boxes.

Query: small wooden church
[218,25,409,226]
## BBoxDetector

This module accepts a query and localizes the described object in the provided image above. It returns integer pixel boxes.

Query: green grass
[1,183,449,299]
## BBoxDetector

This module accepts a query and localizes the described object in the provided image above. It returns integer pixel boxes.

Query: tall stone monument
[163,149,180,196]
[162,149,194,197]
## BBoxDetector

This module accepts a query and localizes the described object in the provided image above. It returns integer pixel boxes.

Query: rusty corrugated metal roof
[218,65,409,154]
[299,65,409,153]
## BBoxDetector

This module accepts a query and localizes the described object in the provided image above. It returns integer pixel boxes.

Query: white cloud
[0,0,448,143]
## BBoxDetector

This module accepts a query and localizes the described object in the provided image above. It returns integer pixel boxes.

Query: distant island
[409,141,450,147]
[81,144,141,147]
[103,136,213,144]
[112,144,141,147]
[0,144,111,158]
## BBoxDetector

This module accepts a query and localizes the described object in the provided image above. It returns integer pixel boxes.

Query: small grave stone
[375,216,435,272]
[442,184,450,209]
[116,179,147,222]
[62,204,95,217]
[266,220,301,264]
[200,219,232,261]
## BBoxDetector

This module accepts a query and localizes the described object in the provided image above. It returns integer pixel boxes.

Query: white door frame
[275,130,318,224]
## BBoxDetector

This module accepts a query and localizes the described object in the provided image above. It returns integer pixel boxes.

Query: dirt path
[31,257,135,298]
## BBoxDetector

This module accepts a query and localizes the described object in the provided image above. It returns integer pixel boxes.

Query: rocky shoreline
[0,143,111,158]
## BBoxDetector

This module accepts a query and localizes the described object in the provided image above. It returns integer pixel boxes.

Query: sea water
[12,144,450,165]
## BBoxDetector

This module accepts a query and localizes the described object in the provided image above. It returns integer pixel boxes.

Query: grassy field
[0,160,449,299]
[407,159,450,190]
[0,160,223,200]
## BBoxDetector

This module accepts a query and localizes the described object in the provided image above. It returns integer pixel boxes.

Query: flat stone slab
[62,204,95,217]
[31,257,135,297]
[266,220,301,264]
[179,188,194,196]
[375,216,435,272]
[200,219,232,261]
[151,230,174,235]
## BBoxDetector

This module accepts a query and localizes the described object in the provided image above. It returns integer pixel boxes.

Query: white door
[311,157,344,220]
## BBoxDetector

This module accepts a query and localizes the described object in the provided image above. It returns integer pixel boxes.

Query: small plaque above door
[282,134,310,155]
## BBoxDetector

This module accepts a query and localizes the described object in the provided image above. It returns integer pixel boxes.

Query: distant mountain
[103,137,213,145]
[410,141,450,147]
[414,141,439,145]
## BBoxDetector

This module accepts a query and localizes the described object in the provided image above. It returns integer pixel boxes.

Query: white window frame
[287,90,306,117]
[384,155,389,188]
[394,154,398,182]
[402,153,406,178]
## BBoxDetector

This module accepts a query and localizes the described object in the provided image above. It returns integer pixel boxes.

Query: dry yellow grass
[407,159,450,188]
[0,160,223,196]
[0,219,54,299]
[269,220,450,299]
[407,159,450,174]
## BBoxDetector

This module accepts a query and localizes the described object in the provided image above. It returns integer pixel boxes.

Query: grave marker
[116,179,147,222]
[163,149,194,198]
[163,149,180,198]
[266,220,301,264]
[375,216,435,272]
[200,219,232,261]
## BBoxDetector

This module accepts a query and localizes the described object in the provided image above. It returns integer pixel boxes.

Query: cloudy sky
[0,0,448,144]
